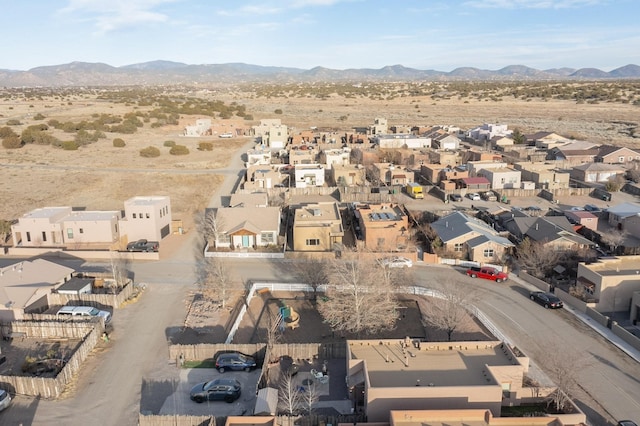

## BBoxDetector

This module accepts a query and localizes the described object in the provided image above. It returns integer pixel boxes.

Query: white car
[0,389,11,412]
[467,193,481,201]
[218,132,233,138]
[379,257,413,268]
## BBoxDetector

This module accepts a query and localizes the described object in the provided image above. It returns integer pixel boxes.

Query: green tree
[511,128,526,144]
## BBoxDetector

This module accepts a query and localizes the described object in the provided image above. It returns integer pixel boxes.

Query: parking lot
[158,368,261,416]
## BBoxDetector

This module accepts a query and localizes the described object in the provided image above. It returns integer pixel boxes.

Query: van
[57,306,111,323]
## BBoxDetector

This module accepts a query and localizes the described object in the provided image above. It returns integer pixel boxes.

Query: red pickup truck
[466,266,508,283]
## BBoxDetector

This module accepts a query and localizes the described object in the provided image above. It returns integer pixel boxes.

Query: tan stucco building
[119,196,172,242]
[292,202,344,252]
[356,203,409,251]
[347,340,532,422]
[577,256,640,313]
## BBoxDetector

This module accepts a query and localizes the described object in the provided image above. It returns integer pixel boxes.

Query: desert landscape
[1,82,639,227]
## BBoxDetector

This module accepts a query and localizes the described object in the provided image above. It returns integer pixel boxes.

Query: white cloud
[58,0,177,33]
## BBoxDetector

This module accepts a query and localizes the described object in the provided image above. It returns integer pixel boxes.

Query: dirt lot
[0,337,84,378]
[180,290,494,345]
[1,86,639,230]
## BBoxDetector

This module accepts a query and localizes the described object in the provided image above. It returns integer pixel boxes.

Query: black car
[190,378,241,403]
[449,194,462,202]
[529,291,563,309]
[215,352,257,373]
[617,421,638,426]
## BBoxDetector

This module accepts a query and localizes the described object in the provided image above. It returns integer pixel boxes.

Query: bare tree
[277,372,302,416]
[109,251,130,293]
[516,238,561,279]
[420,280,477,341]
[0,219,12,244]
[299,381,321,414]
[200,257,237,309]
[291,255,329,298]
[203,208,226,248]
[533,338,591,412]
[600,229,627,255]
[318,251,400,336]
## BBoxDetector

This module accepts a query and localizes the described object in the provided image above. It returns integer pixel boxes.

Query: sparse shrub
[6,119,21,125]
[163,140,176,147]
[274,109,283,114]
[0,126,17,138]
[198,142,213,151]
[61,141,78,150]
[113,138,126,147]
[170,144,190,155]
[244,115,253,120]
[2,135,22,149]
[33,113,46,120]
[140,146,161,157]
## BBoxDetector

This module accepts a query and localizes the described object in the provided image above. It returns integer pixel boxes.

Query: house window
[26,232,31,242]
[79,228,84,234]
[133,213,137,219]
[454,243,464,252]
[306,239,320,246]
[42,231,47,242]
[218,233,230,244]
[483,249,495,258]
[261,232,274,244]
[146,213,150,219]
[67,229,74,239]
[619,156,625,162]
[139,212,143,218]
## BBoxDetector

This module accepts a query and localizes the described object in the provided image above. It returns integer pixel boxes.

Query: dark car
[584,204,601,212]
[449,194,462,202]
[190,378,241,403]
[617,422,638,426]
[215,352,257,373]
[530,291,563,309]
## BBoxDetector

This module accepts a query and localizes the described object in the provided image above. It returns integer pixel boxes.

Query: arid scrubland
[0,81,639,225]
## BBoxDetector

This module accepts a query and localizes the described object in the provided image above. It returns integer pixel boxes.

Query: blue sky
[1,0,638,71]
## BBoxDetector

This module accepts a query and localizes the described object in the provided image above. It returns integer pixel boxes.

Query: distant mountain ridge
[0,61,638,87]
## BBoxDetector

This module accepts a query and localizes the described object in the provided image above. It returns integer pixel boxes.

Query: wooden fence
[168,343,267,364]
[2,319,100,339]
[0,320,102,398]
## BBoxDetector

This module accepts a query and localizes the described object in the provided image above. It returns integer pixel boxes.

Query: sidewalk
[511,274,640,364]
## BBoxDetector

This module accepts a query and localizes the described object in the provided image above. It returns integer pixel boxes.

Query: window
[139,212,143,218]
[306,239,320,246]
[79,228,84,234]
[67,229,74,239]
[261,232,274,244]
[619,156,625,163]
[218,233,230,244]
[42,231,47,242]
[26,232,31,242]
[146,213,150,219]
[133,213,137,219]
[483,249,495,258]
[454,243,464,252]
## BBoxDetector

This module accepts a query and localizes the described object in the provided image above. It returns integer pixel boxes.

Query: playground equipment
[279,305,300,330]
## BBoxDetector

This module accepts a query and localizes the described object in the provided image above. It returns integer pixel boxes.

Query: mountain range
[1,61,639,87]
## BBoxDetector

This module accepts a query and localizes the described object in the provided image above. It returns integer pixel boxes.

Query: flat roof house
[119,196,172,242]
[577,256,640,314]
[347,339,531,422]
[294,164,325,188]
[292,202,343,252]
[356,203,410,252]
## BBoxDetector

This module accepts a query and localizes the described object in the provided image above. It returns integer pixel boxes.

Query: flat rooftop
[349,342,512,387]
[65,211,120,221]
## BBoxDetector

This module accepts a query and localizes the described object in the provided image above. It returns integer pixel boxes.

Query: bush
[274,109,283,114]
[2,135,22,149]
[61,141,78,150]
[169,144,190,155]
[0,126,17,138]
[198,142,213,151]
[6,119,21,125]
[33,113,46,120]
[163,140,176,147]
[113,138,126,147]
[140,146,161,157]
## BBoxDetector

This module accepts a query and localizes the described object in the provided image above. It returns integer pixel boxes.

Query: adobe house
[356,203,410,252]
[577,256,640,314]
[292,202,344,252]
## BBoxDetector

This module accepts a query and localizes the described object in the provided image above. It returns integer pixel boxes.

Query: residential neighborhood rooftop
[348,341,513,388]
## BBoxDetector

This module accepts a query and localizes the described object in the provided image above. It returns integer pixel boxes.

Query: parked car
[0,389,11,412]
[126,239,159,252]
[466,266,509,283]
[57,306,112,323]
[218,132,234,138]
[215,352,257,373]
[584,204,601,212]
[529,291,563,309]
[617,421,638,426]
[449,193,462,202]
[190,378,241,403]
[467,193,481,201]
[378,256,413,268]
